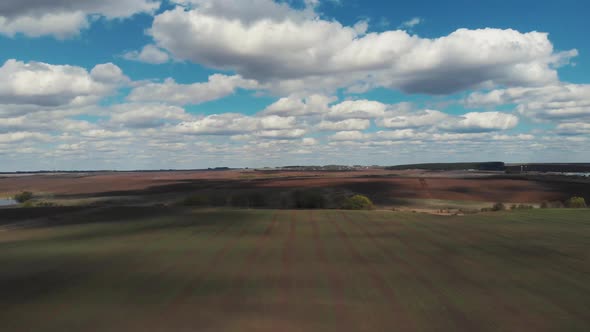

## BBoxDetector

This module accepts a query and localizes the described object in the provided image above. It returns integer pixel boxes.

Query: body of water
[0,199,17,206]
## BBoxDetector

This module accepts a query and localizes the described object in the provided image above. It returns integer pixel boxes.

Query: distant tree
[292,190,326,209]
[491,202,506,211]
[566,197,587,208]
[14,191,33,203]
[342,195,374,210]
[182,194,210,207]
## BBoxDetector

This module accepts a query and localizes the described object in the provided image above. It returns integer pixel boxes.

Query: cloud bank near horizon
[0,0,588,170]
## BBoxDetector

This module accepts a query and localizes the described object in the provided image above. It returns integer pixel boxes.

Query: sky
[1,0,589,171]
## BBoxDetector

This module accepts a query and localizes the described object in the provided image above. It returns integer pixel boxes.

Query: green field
[1,208,589,331]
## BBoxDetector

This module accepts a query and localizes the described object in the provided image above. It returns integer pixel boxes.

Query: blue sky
[0,0,589,170]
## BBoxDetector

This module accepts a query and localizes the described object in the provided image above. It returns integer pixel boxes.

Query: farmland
[1,169,589,211]
[1,207,589,331]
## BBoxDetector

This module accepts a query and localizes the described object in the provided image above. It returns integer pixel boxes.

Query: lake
[0,199,17,206]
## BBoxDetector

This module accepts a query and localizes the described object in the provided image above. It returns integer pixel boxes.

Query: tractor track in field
[327,211,417,332]
[373,212,548,331]
[433,219,590,280]
[279,210,297,310]
[158,217,251,316]
[24,224,180,331]
[339,211,477,331]
[310,210,351,330]
[213,212,278,328]
[139,218,256,331]
[416,218,590,324]
[129,214,274,330]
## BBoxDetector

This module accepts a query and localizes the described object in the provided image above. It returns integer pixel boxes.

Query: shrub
[566,196,587,208]
[512,204,534,210]
[491,202,506,211]
[230,192,267,208]
[540,201,549,209]
[208,194,229,207]
[341,195,374,210]
[14,191,33,203]
[182,194,210,207]
[292,190,326,209]
[34,201,58,207]
[21,200,35,208]
[552,201,565,208]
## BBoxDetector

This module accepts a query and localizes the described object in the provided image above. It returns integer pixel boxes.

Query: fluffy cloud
[174,114,301,136]
[376,110,448,129]
[128,74,258,105]
[466,84,590,121]
[150,0,576,95]
[0,0,161,38]
[0,112,96,134]
[255,129,306,139]
[123,45,170,64]
[372,105,518,133]
[109,103,191,128]
[80,129,132,139]
[439,112,519,133]
[555,122,590,136]
[0,12,88,39]
[262,94,335,116]
[399,17,423,29]
[318,119,370,131]
[0,59,127,108]
[173,113,307,141]
[91,63,129,84]
[258,115,297,130]
[302,137,318,146]
[168,0,314,23]
[375,129,426,141]
[0,131,51,143]
[327,100,388,119]
[330,130,368,141]
[175,113,256,135]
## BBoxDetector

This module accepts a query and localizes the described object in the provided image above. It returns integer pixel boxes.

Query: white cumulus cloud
[149,0,576,95]
[262,94,335,116]
[109,103,192,128]
[0,59,127,108]
[376,110,448,129]
[123,45,170,64]
[318,119,371,131]
[439,112,519,133]
[128,74,258,105]
[466,84,590,122]
[0,0,161,38]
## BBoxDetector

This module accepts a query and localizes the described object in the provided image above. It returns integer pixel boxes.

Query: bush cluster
[181,190,376,210]
[481,202,507,212]
[566,196,587,208]
[19,200,58,208]
[540,197,587,209]
[292,190,326,209]
[492,202,506,211]
[14,191,33,203]
[540,201,565,209]
[482,196,588,212]
[182,192,267,208]
[510,204,534,210]
[341,195,374,210]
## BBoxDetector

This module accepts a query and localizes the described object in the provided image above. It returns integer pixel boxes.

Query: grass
[0,208,589,331]
[391,198,492,210]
